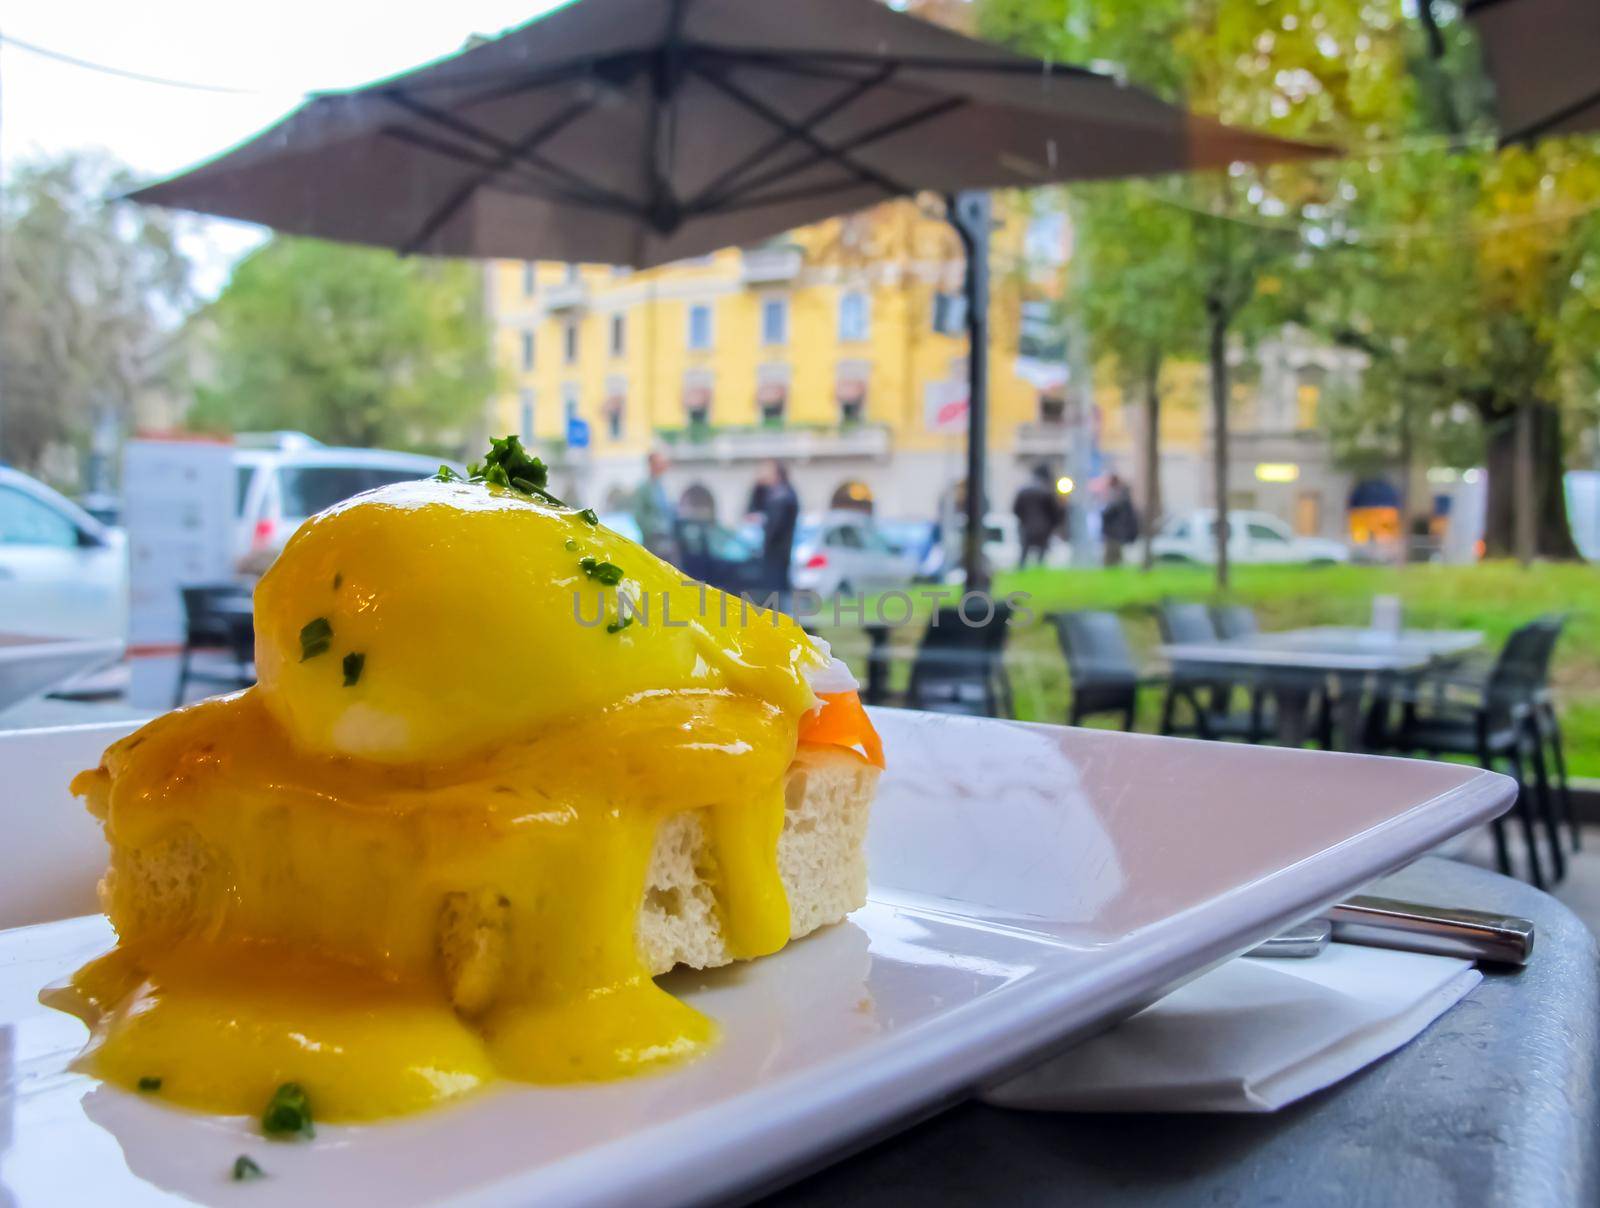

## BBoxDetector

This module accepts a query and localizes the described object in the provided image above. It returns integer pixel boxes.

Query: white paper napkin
[981,943,1481,1113]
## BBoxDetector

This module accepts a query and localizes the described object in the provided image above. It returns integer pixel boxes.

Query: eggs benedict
[49,437,883,1126]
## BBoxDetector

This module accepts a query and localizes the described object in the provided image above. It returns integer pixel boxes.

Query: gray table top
[752,857,1600,1208]
[1159,626,1485,674]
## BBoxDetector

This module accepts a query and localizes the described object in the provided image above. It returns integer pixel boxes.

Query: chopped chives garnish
[232,1155,265,1181]
[261,1082,314,1140]
[299,617,332,661]
[579,556,624,586]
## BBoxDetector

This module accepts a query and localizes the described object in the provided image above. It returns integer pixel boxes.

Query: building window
[564,263,580,283]
[761,297,789,346]
[521,262,536,296]
[610,313,626,358]
[837,377,867,425]
[684,379,713,429]
[563,321,579,365]
[519,330,535,371]
[518,389,535,442]
[757,380,787,426]
[687,303,714,351]
[838,290,869,342]
[603,390,625,440]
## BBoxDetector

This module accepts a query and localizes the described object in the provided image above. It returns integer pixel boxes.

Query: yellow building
[483,198,1073,524]
[483,197,1362,541]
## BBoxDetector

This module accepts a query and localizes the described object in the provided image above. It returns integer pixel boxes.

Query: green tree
[0,151,192,484]
[1287,7,1600,560]
[978,0,1411,584]
[193,237,495,451]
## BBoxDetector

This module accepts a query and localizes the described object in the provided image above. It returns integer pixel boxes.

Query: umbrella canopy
[130,0,1320,267]
[1467,0,1600,142]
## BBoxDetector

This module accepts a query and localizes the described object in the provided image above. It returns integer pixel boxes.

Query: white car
[0,466,127,640]
[235,443,449,572]
[1149,509,1349,566]
[790,512,920,597]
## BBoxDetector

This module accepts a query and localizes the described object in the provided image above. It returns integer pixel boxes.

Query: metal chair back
[1211,604,1259,641]
[1157,601,1217,646]
[1051,610,1138,726]
[907,602,1013,717]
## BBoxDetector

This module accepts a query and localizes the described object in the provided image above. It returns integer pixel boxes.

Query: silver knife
[1249,895,1534,966]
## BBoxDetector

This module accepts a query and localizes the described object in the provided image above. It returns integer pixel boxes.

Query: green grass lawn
[813,561,1600,777]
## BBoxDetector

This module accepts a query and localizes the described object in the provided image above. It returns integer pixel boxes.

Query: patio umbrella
[1467,0,1600,142]
[130,0,1322,587]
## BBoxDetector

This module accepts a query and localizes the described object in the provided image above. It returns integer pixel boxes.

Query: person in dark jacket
[1101,474,1141,567]
[1012,464,1064,568]
[746,459,800,606]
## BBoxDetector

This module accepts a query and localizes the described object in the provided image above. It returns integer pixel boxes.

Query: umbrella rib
[706,94,967,209]
[699,47,1104,81]
[379,125,638,215]
[712,177,873,216]
[690,64,914,204]
[400,96,597,254]
[381,89,641,216]
[686,63,897,214]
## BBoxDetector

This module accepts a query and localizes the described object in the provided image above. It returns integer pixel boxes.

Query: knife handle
[1328,895,1535,966]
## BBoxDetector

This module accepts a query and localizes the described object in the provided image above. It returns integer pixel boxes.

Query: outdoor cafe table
[754,856,1600,1208]
[1156,626,1485,750]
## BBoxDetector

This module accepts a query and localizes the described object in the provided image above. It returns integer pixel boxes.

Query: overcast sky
[2,0,566,291]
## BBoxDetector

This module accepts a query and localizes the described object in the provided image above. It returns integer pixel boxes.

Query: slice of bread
[439,745,878,1011]
[83,744,879,1016]
[637,744,878,976]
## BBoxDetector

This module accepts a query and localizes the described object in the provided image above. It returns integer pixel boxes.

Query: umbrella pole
[949,190,992,595]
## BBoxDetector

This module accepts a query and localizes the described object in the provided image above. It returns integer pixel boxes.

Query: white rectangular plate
[0,710,1513,1207]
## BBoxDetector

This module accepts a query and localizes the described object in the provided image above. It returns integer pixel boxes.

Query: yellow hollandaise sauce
[46,473,834,1123]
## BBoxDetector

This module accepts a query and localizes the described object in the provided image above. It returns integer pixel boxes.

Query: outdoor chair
[904,603,1014,718]
[1155,601,1270,742]
[1210,603,1260,640]
[174,583,256,707]
[1367,618,1566,888]
[1049,610,1162,730]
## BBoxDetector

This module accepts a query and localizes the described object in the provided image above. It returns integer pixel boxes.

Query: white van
[234,439,449,572]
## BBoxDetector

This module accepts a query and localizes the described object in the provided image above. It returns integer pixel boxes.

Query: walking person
[1012,464,1064,569]
[631,450,680,564]
[746,459,800,612]
[1101,474,1141,568]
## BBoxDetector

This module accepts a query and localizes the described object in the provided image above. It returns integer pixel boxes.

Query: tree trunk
[1207,304,1231,589]
[1480,400,1580,560]
[1140,352,1163,572]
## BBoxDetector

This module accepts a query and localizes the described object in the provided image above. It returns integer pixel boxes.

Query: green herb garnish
[261,1082,314,1140]
[579,508,599,525]
[579,556,625,586]
[232,1155,265,1181]
[606,616,633,634]
[342,652,365,687]
[137,1076,162,1093]
[433,464,461,482]
[332,573,342,590]
[299,617,332,661]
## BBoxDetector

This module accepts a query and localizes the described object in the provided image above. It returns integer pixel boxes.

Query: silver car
[790,512,919,597]
[234,440,449,572]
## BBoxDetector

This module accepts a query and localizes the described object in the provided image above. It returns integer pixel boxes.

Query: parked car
[1148,509,1349,565]
[0,466,127,640]
[235,445,448,572]
[937,511,1072,580]
[877,518,944,581]
[791,511,920,597]
[597,513,767,597]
